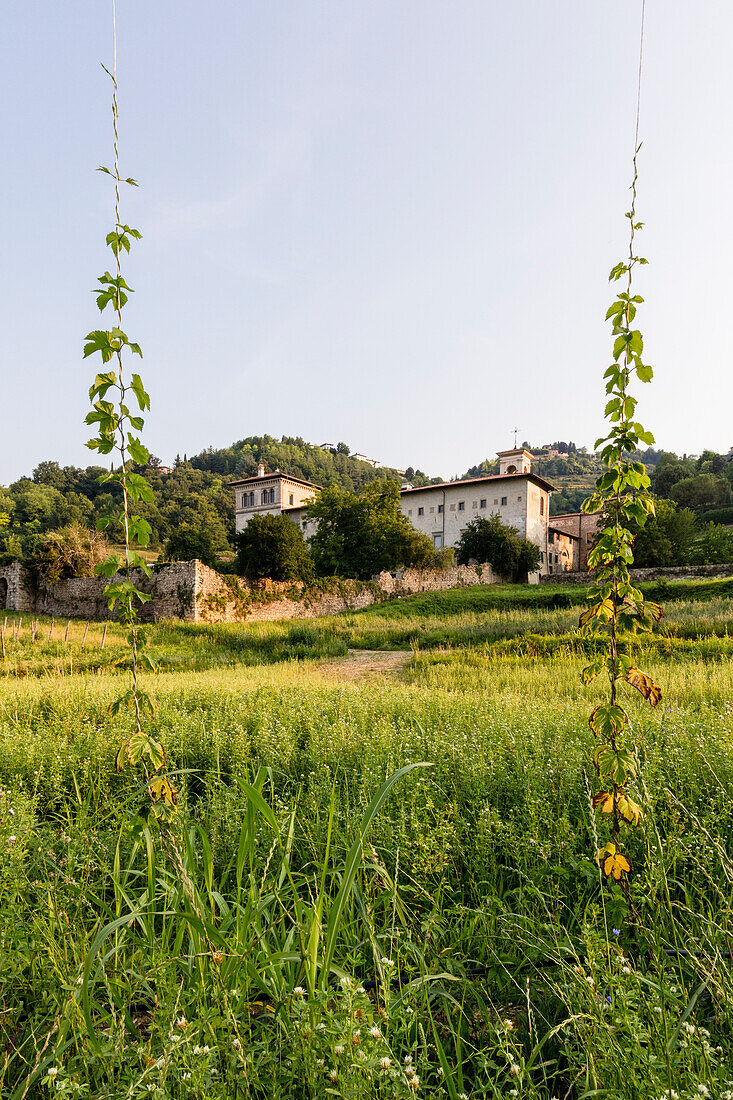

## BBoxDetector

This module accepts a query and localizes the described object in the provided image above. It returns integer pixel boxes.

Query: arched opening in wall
[506,464,517,474]
[0,579,7,610]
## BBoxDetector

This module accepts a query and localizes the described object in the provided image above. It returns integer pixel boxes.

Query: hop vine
[84,48,175,812]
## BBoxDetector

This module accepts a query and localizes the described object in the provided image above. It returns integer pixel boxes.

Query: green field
[1,581,732,1097]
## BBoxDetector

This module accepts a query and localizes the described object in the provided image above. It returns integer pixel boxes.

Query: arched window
[249,492,255,506]
[289,494,294,505]
[506,464,517,474]
[261,490,268,505]
[269,488,275,503]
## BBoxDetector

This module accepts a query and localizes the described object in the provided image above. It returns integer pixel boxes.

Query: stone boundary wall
[0,558,500,623]
[539,563,733,586]
[193,560,500,623]
[0,560,198,622]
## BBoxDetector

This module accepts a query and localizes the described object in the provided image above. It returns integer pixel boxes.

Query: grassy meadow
[1,580,732,1097]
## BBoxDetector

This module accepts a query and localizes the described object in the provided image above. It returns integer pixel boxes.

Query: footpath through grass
[1,579,732,1097]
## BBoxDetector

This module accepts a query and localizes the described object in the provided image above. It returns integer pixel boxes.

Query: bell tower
[497,447,533,476]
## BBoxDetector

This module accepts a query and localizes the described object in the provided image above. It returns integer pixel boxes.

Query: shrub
[28,522,112,583]
[455,514,540,581]
[164,521,220,568]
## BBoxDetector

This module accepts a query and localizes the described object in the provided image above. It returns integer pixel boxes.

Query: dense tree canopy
[235,514,314,582]
[306,480,437,580]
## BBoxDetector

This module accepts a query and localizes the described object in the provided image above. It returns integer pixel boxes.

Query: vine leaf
[625,666,662,707]
[589,703,628,740]
[597,842,633,881]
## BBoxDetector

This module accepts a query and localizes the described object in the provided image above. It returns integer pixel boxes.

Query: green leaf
[130,374,150,411]
[589,703,628,741]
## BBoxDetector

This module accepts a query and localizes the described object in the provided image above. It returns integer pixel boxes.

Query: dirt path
[318,648,411,681]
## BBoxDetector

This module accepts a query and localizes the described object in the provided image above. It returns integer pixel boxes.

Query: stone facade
[550,512,601,569]
[547,526,580,573]
[0,562,35,612]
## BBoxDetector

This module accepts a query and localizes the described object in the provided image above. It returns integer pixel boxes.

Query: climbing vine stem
[84,3,175,812]
[580,0,659,903]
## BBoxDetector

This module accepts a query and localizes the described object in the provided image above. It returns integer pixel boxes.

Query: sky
[1,1,730,485]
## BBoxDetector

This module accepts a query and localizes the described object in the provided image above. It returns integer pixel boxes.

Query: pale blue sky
[2,2,730,483]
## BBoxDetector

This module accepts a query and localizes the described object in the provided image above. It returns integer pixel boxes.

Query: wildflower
[407,1075,420,1092]
[585,975,594,986]
[621,966,632,975]
[329,1069,338,1082]
[334,1045,345,1056]
[339,976,352,989]
[381,957,394,968]
[176,1016,188,1029]
[356,985,366,994]
[502,1018,514,1030]
[7,836,16,843]
[316,1059,325,1067]
[379,1057,391,1069]
[404,1055,413,1065]
[612,928,621,937]
[405,1065,416,1080]
[352,1030,361,1045]
[47,1068,59,1078]
[212,950,224,966]
[232,1037,242,1052]
[697,1088,710,1098]
[369,1026,382,1040]
[293,986,305,996]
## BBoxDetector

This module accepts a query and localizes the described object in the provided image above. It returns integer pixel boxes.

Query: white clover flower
[334,1045,345,1056]
[503,1018,514,1030]
[379,1057,391,1069]
[232,1037,242,1051]
[47,1068,59,1078]
[339,976,352,989]
[7,836,16,843]
[369,1026,382,1040]
[697,1088,710,1098]
[293,986,305,996]
[176,1015,188,1029]
[381,957,394,968]
[407,1075,420,1092]
[404,1055,413,1065]
[621,966,632,975]
[329,1068,338,1082]
[585,975,594,986]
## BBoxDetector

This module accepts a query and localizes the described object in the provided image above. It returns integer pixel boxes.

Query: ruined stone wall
[1,558,502,623]
[539,563,733,585]
[0,562,35,612]
[0,561,199,621]
[192,560,500,623]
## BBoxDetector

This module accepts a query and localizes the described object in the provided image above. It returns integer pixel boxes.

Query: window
[494,498,499,505]
[458,501,465,511]
[289,493,294,505]
[249,492,255,506]
[433,534,443,549]
[501,496,507,506]
[480,499,487,508]
[540,497,544,516]
[438,504,444,514]
[241,494,246,509]
[449,503,455,511]
[418,506,424,516]
[517,495,522,501]
[540,551,544,562]
[261,490,268,505]
[269,488,275,503]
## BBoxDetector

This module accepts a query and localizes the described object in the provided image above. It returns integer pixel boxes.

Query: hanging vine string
[579,0,660,913]
[84,0,176,810]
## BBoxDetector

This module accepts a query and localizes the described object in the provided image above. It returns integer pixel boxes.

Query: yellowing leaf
[625,667,662,707]
[127,730,167,771]
[589,703,628,740]
[597,842,633,880]
[115,739,128,773]
[148,775,178,806]
[617,792,643,826]
[592,790,615,814]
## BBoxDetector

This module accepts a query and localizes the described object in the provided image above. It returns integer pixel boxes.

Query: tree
[235,514,314,582]
[455,514,540,581]
[164,522,219,568]
[670,474,729,510]
[690,522,733,566]
[335,442,350,455]
[306,479,436,579]
[629,498,697,567]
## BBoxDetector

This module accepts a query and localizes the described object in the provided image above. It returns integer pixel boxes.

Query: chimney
[257,462,265,478]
